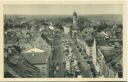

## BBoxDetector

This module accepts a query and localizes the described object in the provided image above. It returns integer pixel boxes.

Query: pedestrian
[75,69,80,77]
[65,61,70,71]
[56,63,59,72]
[75,66,80,77]
[53,70,57,77]
[65,70,72,77]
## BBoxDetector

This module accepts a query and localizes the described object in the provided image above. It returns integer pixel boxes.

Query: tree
[96,21,108,32]
[54,23,64,31]
[77,17,92,31]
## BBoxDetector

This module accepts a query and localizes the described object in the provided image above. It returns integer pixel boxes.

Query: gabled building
[91,38,115,78]
[22,36,52,77]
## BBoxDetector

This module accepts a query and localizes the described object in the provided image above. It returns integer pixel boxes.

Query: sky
[4,4,123,15]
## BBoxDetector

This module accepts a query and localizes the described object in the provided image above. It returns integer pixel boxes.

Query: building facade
[91,38,115,78]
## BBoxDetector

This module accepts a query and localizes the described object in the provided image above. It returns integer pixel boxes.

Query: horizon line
[4,13,122,16]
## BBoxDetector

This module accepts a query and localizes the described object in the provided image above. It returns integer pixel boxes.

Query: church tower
[71,11,78,38]
[73,11,78,30]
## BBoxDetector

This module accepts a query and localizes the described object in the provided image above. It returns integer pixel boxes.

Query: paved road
[69,38,93,77]
[55,42,65,77]
[50,33,66,77]
[50,33,93,78]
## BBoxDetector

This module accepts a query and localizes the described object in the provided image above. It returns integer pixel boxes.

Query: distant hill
[5,14,122,25]
[84,14,122,25]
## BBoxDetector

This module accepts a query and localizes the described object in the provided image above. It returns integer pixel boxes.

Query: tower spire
[73,11,78,28]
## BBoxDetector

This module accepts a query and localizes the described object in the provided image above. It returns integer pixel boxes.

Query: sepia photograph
[3,4,123,78]
[1,81,127,82]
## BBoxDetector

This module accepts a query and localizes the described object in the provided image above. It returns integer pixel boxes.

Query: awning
[24,48,45,53]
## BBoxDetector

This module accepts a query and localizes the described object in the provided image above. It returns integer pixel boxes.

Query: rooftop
[22,52,48,64]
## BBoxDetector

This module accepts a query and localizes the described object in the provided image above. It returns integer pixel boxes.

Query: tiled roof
[22,52,47,64]
[5,55,40,77]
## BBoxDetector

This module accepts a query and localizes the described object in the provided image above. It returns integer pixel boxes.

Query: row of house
[91,38,120,78]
